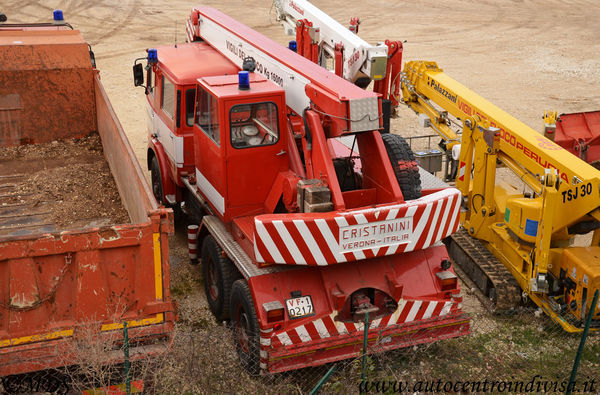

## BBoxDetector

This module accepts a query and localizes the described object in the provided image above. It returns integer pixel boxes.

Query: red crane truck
[134,6,469,374]
[0,13,175,390]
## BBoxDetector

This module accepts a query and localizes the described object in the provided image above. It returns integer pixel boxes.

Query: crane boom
[402,61,600,232]
[272,0,388,83]
[402,61,600,186]
[186,7,380,136]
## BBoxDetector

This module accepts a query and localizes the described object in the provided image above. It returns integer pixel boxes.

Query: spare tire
[381,133,422,200]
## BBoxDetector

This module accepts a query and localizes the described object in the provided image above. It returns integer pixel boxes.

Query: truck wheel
[150,156,182,221]
[381,133,422,200]
[202,235,240,321]
[150,156,164,204]
[231,279,260,375]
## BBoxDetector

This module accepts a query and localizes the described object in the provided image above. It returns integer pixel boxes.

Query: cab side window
[147,68,155,96]
[185,89,195,127]
[195,86,220,145]
[161,76,175,119]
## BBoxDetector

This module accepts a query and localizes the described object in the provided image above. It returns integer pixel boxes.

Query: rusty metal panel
[0,94,22,146]
[94,74,158,224]
[0,225,175,376]
[0,68,96,146]
[0,30,90,70]
[0,30,95,146]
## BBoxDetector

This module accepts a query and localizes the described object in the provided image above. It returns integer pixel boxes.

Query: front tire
[230,279,260,375]
[150,156,164,204]
[202,236,240,321]
[150,155,182,221]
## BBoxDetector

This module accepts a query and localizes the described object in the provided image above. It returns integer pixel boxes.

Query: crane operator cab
[192,70,288,222]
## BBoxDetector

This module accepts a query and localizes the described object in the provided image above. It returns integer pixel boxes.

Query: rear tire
[230,279,260,375]
[202,236,240,321]
[381,133,422,200]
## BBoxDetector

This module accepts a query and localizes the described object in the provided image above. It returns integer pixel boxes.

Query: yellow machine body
[401,61,600,331]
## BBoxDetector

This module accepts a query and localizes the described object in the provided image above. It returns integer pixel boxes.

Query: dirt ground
[2,0,600,388]
[4,0,597,208]
[5,0,599,162]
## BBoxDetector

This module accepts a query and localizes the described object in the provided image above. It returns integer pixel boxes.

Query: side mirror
[0,13,7,23]
[133,63,144,87]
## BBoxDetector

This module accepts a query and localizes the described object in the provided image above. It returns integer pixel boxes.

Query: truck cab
[144,43,289,222]
[143,43,238,207]
[192,73,288,221]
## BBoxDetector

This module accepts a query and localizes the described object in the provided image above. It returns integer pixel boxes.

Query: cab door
[225,99,287,217]
[193,87,226,216]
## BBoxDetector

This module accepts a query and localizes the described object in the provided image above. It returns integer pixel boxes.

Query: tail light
[263,301,285,323]
[436,271,458,291]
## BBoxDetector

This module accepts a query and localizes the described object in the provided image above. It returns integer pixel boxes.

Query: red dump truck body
[0,24,175,377]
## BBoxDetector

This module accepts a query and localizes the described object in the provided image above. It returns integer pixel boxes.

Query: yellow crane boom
[401,60,600,332]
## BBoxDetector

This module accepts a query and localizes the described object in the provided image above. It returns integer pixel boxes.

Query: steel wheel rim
[236,308,251,353]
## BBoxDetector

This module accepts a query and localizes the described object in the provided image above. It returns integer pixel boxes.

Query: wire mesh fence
[1,237,598,394]
[1,292,597,394]
[61,313,600,392]
[66,304,588,394]
[139,307,598,394]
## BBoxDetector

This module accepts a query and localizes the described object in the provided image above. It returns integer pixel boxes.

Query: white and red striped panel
[254,188,461,265]
[270,298,459,348]
[458,161,466,182]
[185,18,197,43]
[187,224,199,261]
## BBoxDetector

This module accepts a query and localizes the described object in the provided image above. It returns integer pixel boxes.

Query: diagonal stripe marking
[273,220,306,265]
[277,332,292,346]
[405,300,422,322]
[293,220,327,265]
[255,221,284,263]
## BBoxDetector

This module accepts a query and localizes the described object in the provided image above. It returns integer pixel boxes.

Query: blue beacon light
[288,40,297,52]
[53,9,64,21]
[147,48,158,64]
[238,71,250,90]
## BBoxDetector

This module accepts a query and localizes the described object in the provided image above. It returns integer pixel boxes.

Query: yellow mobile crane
[401,61,600,332]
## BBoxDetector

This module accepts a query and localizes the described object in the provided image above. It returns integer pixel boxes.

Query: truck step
[446,228,522,312]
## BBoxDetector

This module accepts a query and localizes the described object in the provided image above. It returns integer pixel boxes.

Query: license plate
[285,295,315,319]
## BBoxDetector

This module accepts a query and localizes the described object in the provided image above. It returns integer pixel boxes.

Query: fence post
[566,289,599,395]
[309,364,337,395]
[360,311,370,394]
[123,321,131,395]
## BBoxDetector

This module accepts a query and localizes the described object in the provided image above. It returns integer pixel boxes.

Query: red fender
[148,139,177,202]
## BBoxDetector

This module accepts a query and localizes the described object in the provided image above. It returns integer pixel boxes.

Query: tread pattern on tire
[381,133,422,200]
[202,236,241,321]
[231,279,260,375]
[151,155,182,222]
[150,156,164,204]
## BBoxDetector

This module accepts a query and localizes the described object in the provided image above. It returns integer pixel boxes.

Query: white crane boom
[273,0,388,83]
[186,6,381,135]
